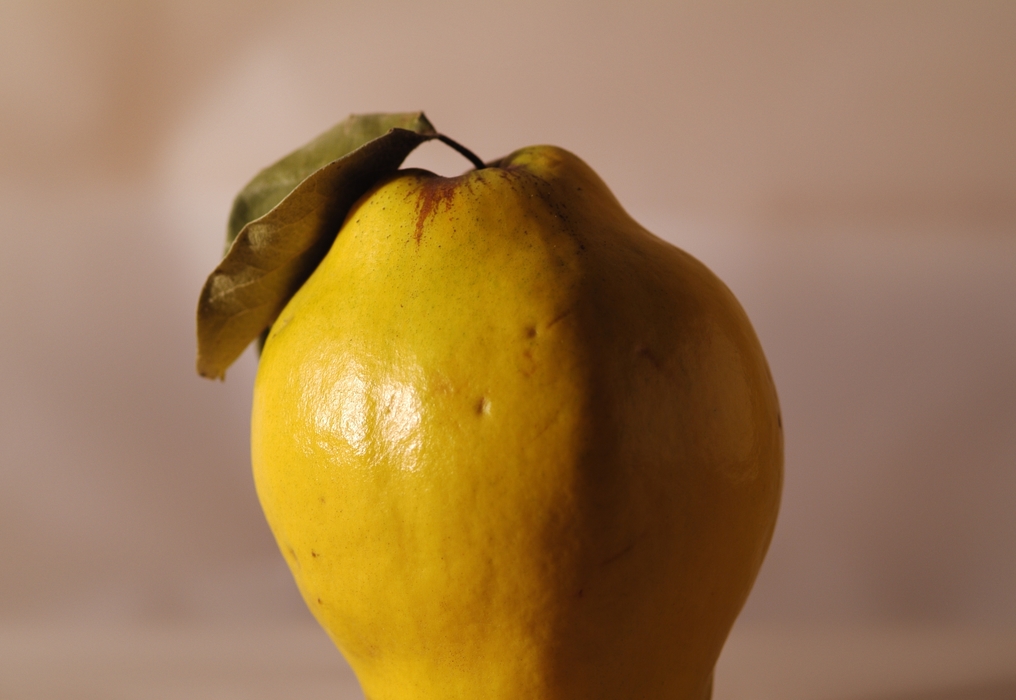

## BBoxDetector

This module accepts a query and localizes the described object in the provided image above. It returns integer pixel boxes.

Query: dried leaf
[225,112,435,248]
[197,113,437,379]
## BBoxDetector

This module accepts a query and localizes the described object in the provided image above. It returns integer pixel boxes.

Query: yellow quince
[250,145,782,699]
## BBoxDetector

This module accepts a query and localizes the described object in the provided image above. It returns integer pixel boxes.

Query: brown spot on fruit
[519,348,536,377]
[602,541,635,566]
[635,345,663,371]
[413,175,465,245]
[546,307,573,330]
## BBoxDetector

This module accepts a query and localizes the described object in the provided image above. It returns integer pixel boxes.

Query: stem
[436,134,486,170]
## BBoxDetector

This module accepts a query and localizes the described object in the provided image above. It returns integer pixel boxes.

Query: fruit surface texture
[251,146,782,700]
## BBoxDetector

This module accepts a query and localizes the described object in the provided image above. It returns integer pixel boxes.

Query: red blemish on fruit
[413,176,465,245]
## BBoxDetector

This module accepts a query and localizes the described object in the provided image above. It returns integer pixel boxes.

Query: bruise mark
[310,550,319,558]
[777,412,783,429]
[523,307,570,341]
[286,545,300,570]
[601,541,635,567]
[577,588,585,598]
[635,345,663,371]
[412,175,466,245]
[545,307,574,330]
[519,348,535,377]
[529,408,564,444]
[317,598,323,605]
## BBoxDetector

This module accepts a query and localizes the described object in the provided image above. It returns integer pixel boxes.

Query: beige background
[1,1,1015,697]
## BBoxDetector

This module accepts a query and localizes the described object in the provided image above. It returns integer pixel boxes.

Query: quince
[250,145,782,699]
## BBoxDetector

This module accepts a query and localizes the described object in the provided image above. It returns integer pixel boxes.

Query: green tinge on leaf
[197,113,437,380]
[225,112,435,249]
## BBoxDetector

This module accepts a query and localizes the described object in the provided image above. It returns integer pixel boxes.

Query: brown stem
[436,134,486,170]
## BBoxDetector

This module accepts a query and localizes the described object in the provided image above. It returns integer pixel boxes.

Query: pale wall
[1,1,1014,630]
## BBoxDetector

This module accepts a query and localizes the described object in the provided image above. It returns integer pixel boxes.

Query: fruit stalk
[436,134,486,170]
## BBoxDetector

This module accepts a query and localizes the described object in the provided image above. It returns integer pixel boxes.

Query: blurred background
[1,1,1014,698]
